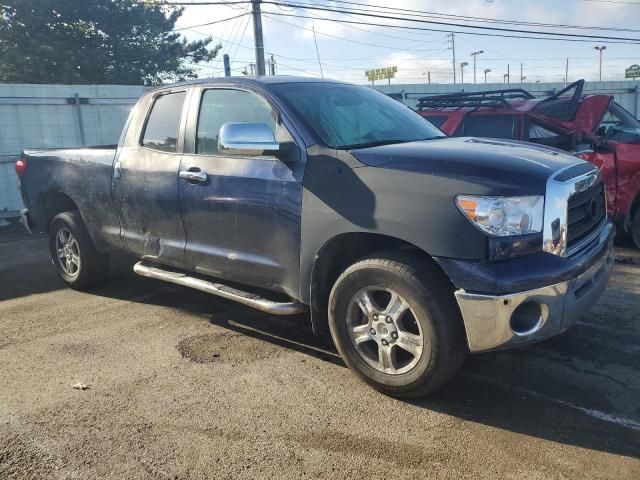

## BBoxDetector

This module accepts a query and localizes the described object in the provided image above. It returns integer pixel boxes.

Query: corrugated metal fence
[0,84,144,219]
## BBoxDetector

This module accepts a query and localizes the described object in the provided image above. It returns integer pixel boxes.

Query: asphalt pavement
[0,229,638,479]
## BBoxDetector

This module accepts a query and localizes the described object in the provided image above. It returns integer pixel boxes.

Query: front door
[178,87,304,298]
[114,90,189,268]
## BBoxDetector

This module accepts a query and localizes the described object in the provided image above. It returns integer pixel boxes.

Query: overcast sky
[174,0,640,85]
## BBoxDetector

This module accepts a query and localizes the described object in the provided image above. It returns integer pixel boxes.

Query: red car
[417,80,640,247]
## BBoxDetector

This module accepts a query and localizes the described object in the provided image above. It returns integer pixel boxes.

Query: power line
[313,0,640,33]
[173,11,249,31]
[262,13,451,51]
[276,2,447,45]
[159,0,640,39]
[262,1,640,43]
[263,9,640,44]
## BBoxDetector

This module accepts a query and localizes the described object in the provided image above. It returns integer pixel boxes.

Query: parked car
[416,80,640,247]
[17,77,614,398]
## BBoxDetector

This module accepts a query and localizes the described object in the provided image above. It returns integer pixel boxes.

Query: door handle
[179,168,208,183]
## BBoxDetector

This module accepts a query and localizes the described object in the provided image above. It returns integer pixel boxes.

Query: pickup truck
[17,76,614,398]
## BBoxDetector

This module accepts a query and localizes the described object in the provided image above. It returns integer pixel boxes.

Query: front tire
[328,252,467,398]
[49,211,109,289]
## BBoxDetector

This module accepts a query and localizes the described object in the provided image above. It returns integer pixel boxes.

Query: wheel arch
[41,191,80,232]
[308,231,453,336]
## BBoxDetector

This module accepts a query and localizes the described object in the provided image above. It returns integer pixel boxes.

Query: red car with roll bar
[416,80,640,247]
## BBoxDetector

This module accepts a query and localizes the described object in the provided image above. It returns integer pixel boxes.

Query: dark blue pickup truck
[17,77,614,397]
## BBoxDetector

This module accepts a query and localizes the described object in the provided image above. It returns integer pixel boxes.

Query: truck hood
[350,137,584,195]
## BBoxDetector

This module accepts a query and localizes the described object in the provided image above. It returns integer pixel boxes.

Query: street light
[470,50,484,84]
[460,62,469,84]
[484,68,492,84]
[594,45,606,81]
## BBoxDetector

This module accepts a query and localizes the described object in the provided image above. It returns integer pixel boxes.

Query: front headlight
[456,195,544,236]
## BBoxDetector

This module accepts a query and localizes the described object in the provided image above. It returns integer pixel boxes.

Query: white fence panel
[0,84,144,219]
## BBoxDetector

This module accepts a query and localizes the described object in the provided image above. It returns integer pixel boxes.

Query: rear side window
[141,92,186,152]
[423,115,448,129]
[196,89,276,155]
[462,115,519,139]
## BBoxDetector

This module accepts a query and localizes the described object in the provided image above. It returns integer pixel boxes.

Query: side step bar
[133,261,304,316]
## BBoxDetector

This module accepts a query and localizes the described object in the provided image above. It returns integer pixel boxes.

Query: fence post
[74,93,86,146]
[635,84,639,118]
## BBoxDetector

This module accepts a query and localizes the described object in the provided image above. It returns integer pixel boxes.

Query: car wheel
[328,252,467,398]
[49,211,109,289]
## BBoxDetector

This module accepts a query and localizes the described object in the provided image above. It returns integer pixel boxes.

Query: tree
[0,0,221,85]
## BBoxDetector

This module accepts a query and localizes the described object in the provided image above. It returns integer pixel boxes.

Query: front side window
[270,82,443,149]
[196,89,276,155]
[462,115,519,140]
[141,92,186,152]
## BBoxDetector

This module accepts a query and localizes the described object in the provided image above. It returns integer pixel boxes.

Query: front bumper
[451,222,615,353]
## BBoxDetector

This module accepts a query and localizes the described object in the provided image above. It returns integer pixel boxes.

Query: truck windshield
[270,82,444,149]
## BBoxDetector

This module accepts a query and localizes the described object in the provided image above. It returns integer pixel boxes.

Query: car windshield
[270,82,444,149]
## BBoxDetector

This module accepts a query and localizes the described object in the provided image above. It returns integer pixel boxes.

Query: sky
[173,0,640,85]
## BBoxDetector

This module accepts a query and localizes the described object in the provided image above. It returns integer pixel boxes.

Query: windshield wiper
[341,138,440,150]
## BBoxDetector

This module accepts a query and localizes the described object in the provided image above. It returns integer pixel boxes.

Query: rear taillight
[15,157,27,176]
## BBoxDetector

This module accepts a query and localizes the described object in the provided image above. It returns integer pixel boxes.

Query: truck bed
[20,146,121,252]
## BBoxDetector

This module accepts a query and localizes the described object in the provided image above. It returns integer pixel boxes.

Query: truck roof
[148,75,346,92]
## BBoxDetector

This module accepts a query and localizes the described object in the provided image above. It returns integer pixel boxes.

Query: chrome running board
[133,261,304,316]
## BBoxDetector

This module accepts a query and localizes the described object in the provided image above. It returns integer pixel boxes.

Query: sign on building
[625,64,640,79]
[365,66,398,83]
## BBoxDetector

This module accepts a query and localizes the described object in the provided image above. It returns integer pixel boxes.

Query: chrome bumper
[454,234,614,353]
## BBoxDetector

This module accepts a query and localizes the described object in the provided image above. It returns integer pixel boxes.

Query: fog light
[510,302,544,336]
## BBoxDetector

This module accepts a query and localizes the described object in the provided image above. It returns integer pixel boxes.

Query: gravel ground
[0,230,638,479]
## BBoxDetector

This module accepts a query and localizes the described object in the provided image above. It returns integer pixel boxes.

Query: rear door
[178,86,304,297]
[113,89,189,268]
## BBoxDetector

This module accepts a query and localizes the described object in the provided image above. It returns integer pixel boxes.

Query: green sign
[625,64,640,79]
[365,66,397,82]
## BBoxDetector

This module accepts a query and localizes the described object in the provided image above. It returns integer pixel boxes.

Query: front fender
[299,152,488,304]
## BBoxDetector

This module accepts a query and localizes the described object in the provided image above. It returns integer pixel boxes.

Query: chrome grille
[567,182,606,251]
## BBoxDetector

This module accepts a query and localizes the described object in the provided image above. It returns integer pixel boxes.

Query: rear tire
[49,211,109,289]
[328,252,467,398]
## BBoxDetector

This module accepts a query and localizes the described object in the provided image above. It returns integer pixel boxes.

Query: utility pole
[594,46,606,81]
[427,71,431,84]
[520,63,524,83]
[223,54,231,77]
[470,50,483,84]
[460,62,468,84]
[565,58,569,86]
[269,54,276,75]
[484,68,491,83]
[507,64,510,84]
[251,0,266,76]
[448,33,456,84]
[312,26,324,79]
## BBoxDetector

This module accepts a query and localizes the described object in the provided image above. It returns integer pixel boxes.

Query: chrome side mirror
[218,122,280,156]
